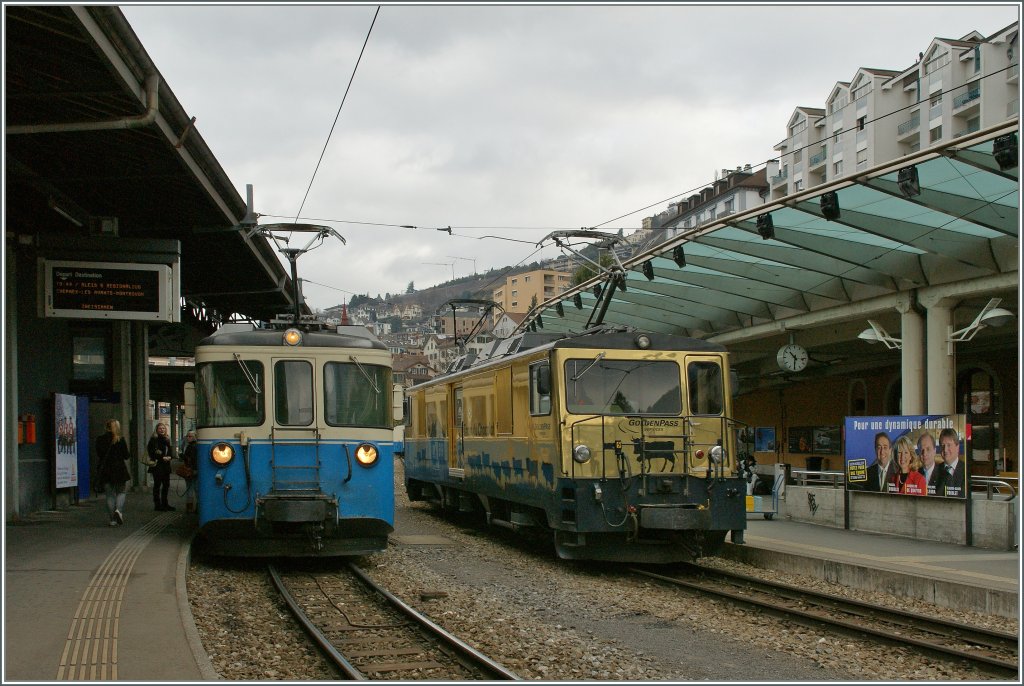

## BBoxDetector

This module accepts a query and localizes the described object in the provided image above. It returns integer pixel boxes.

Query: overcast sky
[121,3,1019,312]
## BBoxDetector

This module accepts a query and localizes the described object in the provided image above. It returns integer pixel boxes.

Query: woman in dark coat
[147,422,175,511]
[96,419,131,526]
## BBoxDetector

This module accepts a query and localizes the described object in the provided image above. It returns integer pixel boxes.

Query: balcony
[952,87,981,111]
[770,169,788,186]
[897,113,921,137]
[809,148,828,168]
[954,121,981,138]
[1008,64,1019,85]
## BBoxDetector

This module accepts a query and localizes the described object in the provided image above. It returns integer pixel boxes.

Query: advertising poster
[54,393,78,489]
[844,415,967,499]
[754,427,776,453]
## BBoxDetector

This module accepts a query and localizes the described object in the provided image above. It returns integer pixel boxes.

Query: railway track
[268,563,519,681]
[630,564,1019,678]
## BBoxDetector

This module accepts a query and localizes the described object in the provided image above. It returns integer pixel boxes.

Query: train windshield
[323,361,391,428]
[196,361,265,427]
[564,359,682,415]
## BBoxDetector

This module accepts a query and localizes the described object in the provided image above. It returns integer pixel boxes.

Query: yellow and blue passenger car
[404,328,747,563]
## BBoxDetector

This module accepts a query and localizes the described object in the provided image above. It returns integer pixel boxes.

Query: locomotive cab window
[196,360,264,427]
[323,361,391,428]
[275,360,313,425]
[687,360,724,415]
[564,358,682,415]
[529,362,551,415]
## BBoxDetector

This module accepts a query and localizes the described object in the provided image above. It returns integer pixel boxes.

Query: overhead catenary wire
[291,5,381,229]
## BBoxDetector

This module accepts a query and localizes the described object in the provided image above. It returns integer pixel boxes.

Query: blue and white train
[188,315,400,557]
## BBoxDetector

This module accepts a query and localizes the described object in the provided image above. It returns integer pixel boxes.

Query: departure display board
[41,260,174,321]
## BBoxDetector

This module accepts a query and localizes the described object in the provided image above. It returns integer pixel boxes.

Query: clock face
[777,344,808,372]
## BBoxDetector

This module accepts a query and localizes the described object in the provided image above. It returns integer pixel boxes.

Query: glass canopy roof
[524,123,1019,339]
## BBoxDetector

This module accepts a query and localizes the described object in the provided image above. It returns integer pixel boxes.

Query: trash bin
[805,455,823,471]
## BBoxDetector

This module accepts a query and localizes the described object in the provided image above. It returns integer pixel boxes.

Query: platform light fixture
[947,297,1015,355]
[641,260,655,281]
[857,320,902,349]
[672,245,686,267]
[593,284,602,298]
[756,213,775,240]
[992,133,1018,171]
[536,313,544,329]
[555,301,564,317]
[573,293,583,309]
[820,191,841,221]
[897,166,921,198]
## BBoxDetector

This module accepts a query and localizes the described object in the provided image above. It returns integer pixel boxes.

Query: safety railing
[789,469,845,489]
[971,476,1018,501]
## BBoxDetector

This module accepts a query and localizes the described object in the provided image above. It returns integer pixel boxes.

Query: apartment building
[771,22,1019,199]
[492,268,572,314]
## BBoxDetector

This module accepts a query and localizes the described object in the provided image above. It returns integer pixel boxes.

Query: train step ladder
[269,426,322,494]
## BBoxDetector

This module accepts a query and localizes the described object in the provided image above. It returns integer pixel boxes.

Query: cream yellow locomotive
[403,326,747,563]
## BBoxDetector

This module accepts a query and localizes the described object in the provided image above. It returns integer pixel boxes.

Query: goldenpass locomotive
[403,327,747,563]
[189,316,400,556]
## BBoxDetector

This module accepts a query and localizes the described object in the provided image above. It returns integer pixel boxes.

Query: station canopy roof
[525,123,1019,341]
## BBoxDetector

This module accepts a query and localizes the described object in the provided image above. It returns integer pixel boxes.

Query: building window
[794,179,804,191]
[857,116,866,131]
[833,160,843,176]
[856,148,868,169]
[930,125,942,142]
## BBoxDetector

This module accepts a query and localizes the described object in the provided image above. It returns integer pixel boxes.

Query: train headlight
[709,445,724,464]
[573,444,592,464]
[634,333,652,350]
[283,328,303,346]
[355,443,379,467]
[210,442,234,465]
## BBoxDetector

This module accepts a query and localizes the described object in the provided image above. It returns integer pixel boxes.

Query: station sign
[40,259,176,322]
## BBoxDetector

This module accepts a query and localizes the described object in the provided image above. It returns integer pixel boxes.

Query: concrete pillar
[899,305,926,414]
[925,303,955,415]
[131,321,150,491]
[6,255,19,519]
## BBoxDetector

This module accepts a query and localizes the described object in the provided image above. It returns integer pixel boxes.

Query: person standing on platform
[865,432,897,492]
[147,422,176,511]
[938,428,966,498]
[890,435,926,495]
[917,432,944,496]
[181,430,199,513]
[96,419,131,526]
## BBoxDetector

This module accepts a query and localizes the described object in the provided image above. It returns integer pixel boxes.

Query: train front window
[687,361,724,415]
[324,361,391,428]
[564,359,682,415]
[275,360,314,425]
[196,361,264,427]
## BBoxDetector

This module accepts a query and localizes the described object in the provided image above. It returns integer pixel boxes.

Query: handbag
[176,463,194,479]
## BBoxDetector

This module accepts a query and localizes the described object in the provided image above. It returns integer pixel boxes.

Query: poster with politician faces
[844,415,967,499]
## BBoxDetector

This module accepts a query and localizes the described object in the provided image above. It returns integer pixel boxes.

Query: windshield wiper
[571,352,606,381]
[233,353,261,395]
[349,356,381,394]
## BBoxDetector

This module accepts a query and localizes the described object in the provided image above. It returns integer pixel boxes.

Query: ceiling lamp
[820,191,840,221]
[993,133,1018,171]
[672,245,686,267]
[947,297,1016,354]
[756,213,775,240]
[641,260,655,281]
[857,320,902,350]
[897,166,920,198]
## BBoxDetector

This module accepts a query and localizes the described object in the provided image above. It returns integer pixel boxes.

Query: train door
[450,386,464,475]
[683,355,727,474]
[270,357,319,492]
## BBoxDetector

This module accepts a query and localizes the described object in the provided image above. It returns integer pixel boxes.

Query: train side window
[529,362,551,415]
[275,360,313,425]
[687,361,723,415]
[195,361,264,428]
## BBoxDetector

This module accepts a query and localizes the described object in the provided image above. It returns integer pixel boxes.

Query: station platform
[4,493,1019,681]
[3,486,216,682]
[722,516,1019,619]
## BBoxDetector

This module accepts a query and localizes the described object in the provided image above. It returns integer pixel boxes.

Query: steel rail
[630,566,1018,678]
[268,564,365,680]
[347,562,521,681]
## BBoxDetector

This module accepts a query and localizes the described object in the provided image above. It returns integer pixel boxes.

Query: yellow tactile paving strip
[56,513,177,680]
